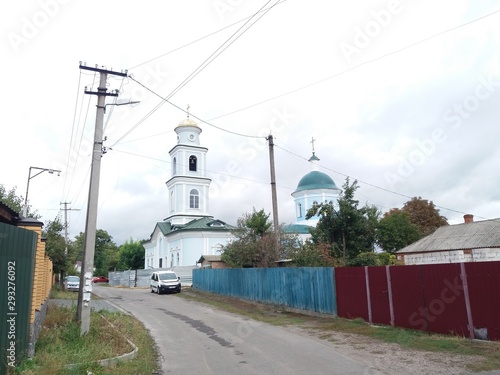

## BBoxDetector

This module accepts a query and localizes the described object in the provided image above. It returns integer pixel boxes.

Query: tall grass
[15,305,159,375]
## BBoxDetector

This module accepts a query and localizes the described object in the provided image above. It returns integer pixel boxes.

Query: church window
[177,253,180,265]
[190,189,199,208]
[189,155,197,171]
[171,253,174,267]
[159,258,163,268]
[297,203,302,218]
[173,157,177,175]
[170,191,175,212]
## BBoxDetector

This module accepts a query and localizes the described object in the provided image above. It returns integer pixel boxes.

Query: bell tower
[165,117,211,224]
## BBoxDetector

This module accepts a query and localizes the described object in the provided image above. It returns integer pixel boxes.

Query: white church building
[143,117,235,268]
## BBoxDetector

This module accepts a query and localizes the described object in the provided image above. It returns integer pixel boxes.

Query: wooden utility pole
[76,63,127,335]
[266,134,280,256]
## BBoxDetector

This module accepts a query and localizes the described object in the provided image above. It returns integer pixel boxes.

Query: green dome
[294,171,338,193]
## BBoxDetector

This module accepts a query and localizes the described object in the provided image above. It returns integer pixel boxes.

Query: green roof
[152,217,235,238]
[293,171,339,193]
[283,224,313,235]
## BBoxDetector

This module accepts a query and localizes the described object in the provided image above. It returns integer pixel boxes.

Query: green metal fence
[0,222,37,373]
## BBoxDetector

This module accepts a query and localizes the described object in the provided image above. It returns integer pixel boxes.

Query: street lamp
[23,166,62,217]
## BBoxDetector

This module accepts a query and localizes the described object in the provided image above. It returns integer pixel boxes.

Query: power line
[112,5,499,149]
[61,69,83,203]
[111,0,279,146]
[110,76,263,147]
[166,0,279,100]
[207,8,500,122]
[272,141,480,218]
[128,0,288,70]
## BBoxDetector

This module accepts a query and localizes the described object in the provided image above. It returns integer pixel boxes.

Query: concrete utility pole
[76,63,127,335]
[266,134,280,256]
[60,202,80,255]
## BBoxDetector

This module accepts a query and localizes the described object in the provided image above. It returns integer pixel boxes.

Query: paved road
[91,285,383,375]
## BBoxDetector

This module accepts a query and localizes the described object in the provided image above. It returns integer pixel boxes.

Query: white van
[150,271,181,294]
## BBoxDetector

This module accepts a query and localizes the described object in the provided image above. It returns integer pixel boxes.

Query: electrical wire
[128,0,289,70]
[110,76,263,147]
[166,0,279,100]
[207,7,500,122]
[111,0,280,146]
[63,72,97,203]
[272,141,486,219]
[61,69,82,203]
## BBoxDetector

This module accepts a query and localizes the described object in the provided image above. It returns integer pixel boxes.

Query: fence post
[385,266,395,327]
[385,266,394,327]
[460,263,475,339]
[364,266,372,324]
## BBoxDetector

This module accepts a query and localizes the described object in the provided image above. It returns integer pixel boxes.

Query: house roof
[0,201,20,224]
[197,255,223,263]
[396,218,500,254]
[147,216,235,241]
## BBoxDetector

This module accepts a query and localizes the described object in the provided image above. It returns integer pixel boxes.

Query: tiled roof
[396,218,500,254]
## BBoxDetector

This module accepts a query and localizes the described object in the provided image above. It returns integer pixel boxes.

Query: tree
[0,184,39,218]
[117,239,145,270]
[72,229,119,276]
[221,208,279,268]
[346,251,396,267]
[376,209,421,253]
[287,240,344,267]
[401,197,448,236]
[307,178,380,260]
[43,216,68,283]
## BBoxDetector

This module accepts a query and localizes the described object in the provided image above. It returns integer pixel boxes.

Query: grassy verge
[50,284,105,300]
[179,288,500,373]
[15,305,159,375]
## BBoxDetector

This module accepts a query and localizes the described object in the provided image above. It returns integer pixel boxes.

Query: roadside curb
[66,314,138,370]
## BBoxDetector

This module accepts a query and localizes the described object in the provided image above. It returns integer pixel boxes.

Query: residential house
[396,214,500,265]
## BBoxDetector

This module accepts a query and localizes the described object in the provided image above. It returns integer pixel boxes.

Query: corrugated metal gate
[0,222,37,373]
[336,262,500,340]
[465,262,500,340]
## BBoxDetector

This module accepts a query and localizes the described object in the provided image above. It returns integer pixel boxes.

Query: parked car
[150,271,181,294]
[92,276,109,283]
[64,275,80,292]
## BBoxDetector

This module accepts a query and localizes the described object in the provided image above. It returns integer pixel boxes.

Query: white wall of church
[145,231,233,269]
[294,188,340,225]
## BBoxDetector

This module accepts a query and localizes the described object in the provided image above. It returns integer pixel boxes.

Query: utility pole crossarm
[79,63,128,77]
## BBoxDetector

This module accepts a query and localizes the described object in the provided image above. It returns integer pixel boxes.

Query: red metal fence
[335,261,500,341]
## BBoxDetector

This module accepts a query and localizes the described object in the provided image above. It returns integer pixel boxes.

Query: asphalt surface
[90,284,384,375]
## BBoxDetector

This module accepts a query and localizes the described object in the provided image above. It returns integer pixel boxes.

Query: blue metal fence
[193,267,336,315]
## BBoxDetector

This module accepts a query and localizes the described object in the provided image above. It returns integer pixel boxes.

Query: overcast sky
[2,0,500,245]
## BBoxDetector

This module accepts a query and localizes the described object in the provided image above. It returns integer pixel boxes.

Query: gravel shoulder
[286,325,481,375]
